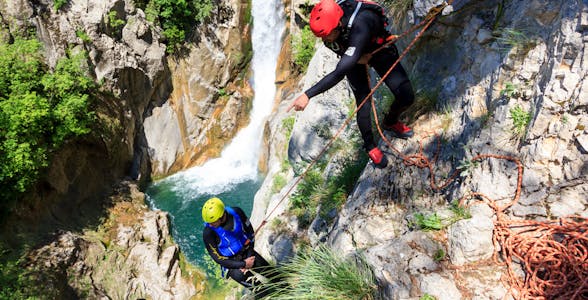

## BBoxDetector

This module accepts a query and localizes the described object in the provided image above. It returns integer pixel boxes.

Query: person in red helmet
[287,0,416,168]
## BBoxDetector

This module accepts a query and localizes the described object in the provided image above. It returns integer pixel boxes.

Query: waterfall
[160,0,285,198]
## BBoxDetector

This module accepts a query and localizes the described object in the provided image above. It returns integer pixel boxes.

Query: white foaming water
[162,0,285,197]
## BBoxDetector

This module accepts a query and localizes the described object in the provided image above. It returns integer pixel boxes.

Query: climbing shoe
[384,121,414,139]
[368,147,388,168]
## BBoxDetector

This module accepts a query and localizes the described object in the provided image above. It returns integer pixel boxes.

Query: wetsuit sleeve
[203,227,246,269]
[234,207,255,258]
[304,12,379,99]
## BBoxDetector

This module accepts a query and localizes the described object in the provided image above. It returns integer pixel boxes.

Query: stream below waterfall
[146,0,285,293]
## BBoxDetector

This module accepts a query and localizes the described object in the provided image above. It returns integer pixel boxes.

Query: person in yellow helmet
[202,197,279,298]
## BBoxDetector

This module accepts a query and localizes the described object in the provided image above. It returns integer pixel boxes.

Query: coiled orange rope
[267,1,587,297]
[371,123,588,299]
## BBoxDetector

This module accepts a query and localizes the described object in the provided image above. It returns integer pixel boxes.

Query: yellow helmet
[202,197,225,223]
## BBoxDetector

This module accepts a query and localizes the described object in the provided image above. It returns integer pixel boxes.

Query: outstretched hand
[287,93,309,112]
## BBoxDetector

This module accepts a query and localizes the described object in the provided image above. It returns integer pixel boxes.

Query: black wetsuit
[305,4,415,151]
[203,207,279,297]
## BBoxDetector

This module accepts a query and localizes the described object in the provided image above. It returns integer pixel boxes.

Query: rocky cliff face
[1,0,251,298]
[27,182,201,299]
[253,0,588,299]
[144,0,254,177]
[0,0,168,251]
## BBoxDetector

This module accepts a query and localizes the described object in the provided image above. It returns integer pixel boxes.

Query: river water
[146,0,285,287]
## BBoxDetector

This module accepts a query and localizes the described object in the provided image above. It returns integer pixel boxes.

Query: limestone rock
[448,205,494,265]
[143,0,254,176]
[418,273,462,300]
[26,183,198,299]
[255,0,588,299]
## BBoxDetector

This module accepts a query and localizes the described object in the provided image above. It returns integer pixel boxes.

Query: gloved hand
[386,34,399,42]
[241,255,256,273]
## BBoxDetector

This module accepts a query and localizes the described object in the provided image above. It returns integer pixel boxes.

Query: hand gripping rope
[257,2,588,298]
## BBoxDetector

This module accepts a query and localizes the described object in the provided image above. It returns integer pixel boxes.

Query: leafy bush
[108,11,126,30]
[140,0,214,53]
[509,105,531,138]
[500,82,520,99]
[282,116,295,139]
[53,0,68,11]
[290,169,322,226]
[289,145,367,227]
[411,202,471,231]
[271,174,287,194]
[0,247,36,299]
[292,25,316,72]
[0,37,95,208]
[420,294,437,300]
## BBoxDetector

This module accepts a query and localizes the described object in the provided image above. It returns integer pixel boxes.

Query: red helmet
[309,0,344,37]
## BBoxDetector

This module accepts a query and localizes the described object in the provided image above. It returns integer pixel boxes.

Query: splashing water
[146,0,285,276]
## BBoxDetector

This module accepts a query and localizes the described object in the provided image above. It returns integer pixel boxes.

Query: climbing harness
[259,1,588,298]
[257,0,447,236]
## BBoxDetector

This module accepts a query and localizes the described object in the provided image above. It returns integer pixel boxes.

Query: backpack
[322,0,391,55]
[336,0,391,35]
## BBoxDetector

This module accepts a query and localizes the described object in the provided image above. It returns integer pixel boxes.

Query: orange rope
[373,108,587,299]
[372,97,587,299]
[255,2,446,234]
[459,193,587,299]
[260,2,588,298]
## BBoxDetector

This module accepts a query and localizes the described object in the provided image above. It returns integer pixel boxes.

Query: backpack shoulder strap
[336,0,362,30]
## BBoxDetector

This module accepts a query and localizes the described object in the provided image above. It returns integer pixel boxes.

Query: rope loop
[257,2,587,297]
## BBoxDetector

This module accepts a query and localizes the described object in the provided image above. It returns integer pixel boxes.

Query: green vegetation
[217,88,228,97]
[312,122,333,140]
[290,168,322,226]
[500,82,520,99]
[263,245,378,299]
[292,25,316,72]
[458,159,479,177]
[289,146,367,227]
[108,11,126,31]
[381,0,412,25]
[411,202,471,231]
[373,86,395,127]
[53,0,68,11]
[75,29,92,43]
[138,0,214,53]
[440,105,452,133]
[449,201,471,221]
[420,294,437,300]
[282,116,295,140]
[404,85,439,123]
[433,248,446,262]
[0,37,95,211]
[0,246,38,299]
[413,212,443,231]
[495,28,535,56]
[271,174,287,194]
[509,105,531,138]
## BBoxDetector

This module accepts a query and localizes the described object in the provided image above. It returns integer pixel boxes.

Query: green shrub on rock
[0,37,95,210]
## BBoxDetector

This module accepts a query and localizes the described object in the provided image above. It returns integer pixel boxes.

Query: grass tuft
[262,245,378,299]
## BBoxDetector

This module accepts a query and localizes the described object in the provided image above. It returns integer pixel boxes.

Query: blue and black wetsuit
[305,3,415,151]
[203,206,280,297]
